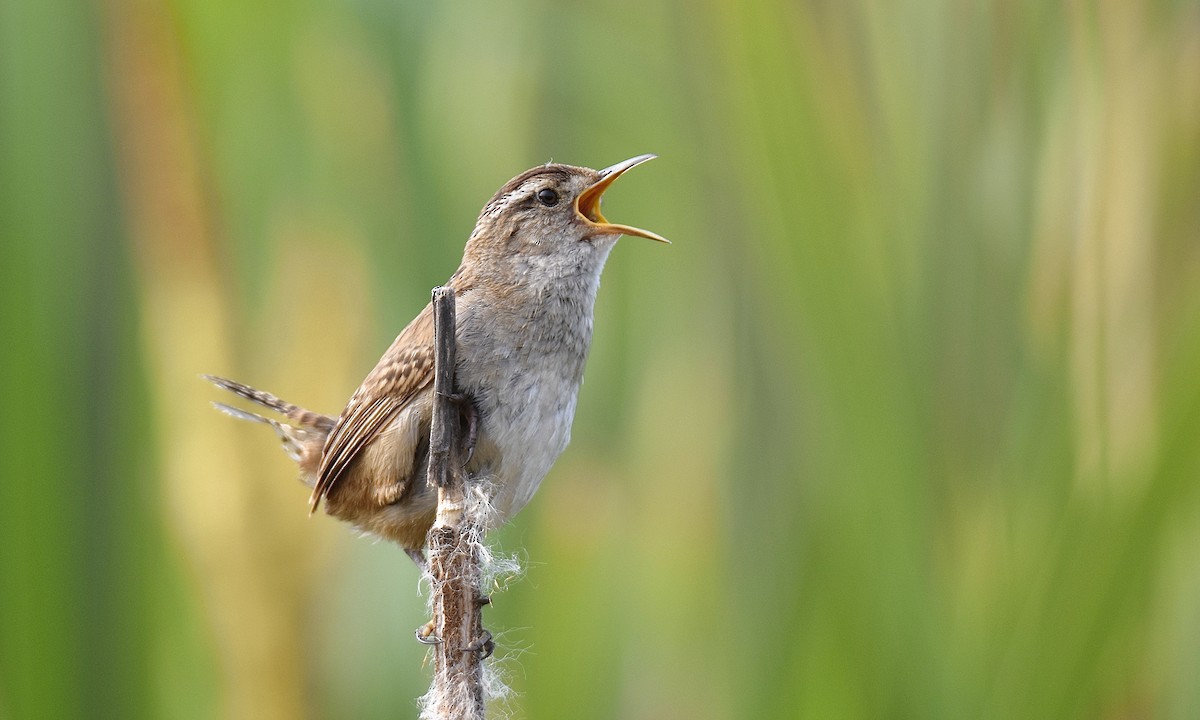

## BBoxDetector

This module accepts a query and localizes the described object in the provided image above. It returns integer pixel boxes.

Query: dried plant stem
[422,286,487,720]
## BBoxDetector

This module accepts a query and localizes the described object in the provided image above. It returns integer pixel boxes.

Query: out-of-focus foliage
[2,0,1200,717]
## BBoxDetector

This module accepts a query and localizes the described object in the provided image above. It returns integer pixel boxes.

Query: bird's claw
[416,620,491,659]
[415,620,441,645]
[466,630,494,660]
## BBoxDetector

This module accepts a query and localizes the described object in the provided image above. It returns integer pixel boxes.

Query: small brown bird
[207,155,666,566]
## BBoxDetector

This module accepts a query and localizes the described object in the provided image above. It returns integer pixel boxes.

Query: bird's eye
[536,188,560,207]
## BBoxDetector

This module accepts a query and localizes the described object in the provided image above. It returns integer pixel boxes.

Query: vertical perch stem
[424,286,486,720]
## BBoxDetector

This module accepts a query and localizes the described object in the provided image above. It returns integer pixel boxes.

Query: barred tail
[205,375,331,486]
[202,375,335,432]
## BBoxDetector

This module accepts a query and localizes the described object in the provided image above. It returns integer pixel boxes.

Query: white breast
[453,274,601,525]
[476,359,580,521]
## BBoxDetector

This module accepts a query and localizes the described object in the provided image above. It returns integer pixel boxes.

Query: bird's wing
[310,303,436,512]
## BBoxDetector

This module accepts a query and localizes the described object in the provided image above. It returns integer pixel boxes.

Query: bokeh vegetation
[3,0,1200,718]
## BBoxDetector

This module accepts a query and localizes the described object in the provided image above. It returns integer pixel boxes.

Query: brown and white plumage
[313,304,434,510]
[203,375,332,483]
[207,155,666,557]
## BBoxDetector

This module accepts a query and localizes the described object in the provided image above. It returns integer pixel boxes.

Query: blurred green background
[3,0,1200,717]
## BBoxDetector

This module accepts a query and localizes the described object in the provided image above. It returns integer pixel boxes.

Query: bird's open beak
[575,154,670,243]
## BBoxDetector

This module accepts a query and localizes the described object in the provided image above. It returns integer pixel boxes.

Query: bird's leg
[406,546,438,644]
[462,400,479,466]
[406,548,428,571]
[438,390,480,466]
[420,391,479,648]
[407,549,440,643]
[472,595,492,656]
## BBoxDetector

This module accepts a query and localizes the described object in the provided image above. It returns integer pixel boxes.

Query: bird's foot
[415,620,491,659]
[466,629,494,660]
[415,620,441,645]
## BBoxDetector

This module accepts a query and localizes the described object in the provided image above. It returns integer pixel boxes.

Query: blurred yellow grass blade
[102,1,316,717]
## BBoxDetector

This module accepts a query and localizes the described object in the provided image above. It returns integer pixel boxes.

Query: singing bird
[207,155,667,566]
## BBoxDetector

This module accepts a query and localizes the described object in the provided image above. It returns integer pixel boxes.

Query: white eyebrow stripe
[479,166,575,218]
[484,178,548,217]
[484,188,523,217]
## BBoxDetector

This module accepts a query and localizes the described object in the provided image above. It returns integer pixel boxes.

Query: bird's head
[463,155,667,280]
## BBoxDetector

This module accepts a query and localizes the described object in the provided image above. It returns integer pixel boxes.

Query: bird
[206,154,667,567]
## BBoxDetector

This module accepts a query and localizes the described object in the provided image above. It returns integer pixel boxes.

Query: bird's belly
[464,361,581,525]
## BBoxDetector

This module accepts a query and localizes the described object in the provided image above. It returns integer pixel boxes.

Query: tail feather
[212,401,320,470]
[204,375,332,485]
[212,401,273,425]
[202,375,335,431]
